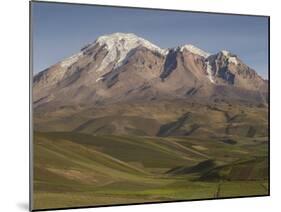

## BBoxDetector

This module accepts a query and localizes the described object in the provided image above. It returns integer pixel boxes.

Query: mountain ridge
[33,32,268,110]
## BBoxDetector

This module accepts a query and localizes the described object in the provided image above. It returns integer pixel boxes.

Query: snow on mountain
[221,50,230,56]
[93,33,168,72]
[220,50,239,65]
[205,61,215,83]
[228,57,238,65]
[180,44,210,58]
[179,44,216,83]
[34,33,267,108]
[46,33,263,90]
[60,52,83,68]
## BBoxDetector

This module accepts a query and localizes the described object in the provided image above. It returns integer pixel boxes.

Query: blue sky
[32,2,269,78]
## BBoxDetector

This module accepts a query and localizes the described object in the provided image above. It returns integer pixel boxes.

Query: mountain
[32,33,268,209]
[33,32,268,112]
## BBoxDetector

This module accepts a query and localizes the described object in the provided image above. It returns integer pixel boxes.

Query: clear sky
[32,2,269,78]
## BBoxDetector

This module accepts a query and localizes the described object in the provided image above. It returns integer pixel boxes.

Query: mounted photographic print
[30,1,269,211]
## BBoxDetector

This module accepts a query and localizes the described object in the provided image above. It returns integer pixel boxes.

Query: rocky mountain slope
[33,32,268,112]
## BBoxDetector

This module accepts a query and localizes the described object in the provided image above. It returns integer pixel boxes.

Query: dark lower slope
[166,157,268,182]
[34,101,268,139]
[157,112,200,136]
[199,157,268,181]
[166,159,217,175]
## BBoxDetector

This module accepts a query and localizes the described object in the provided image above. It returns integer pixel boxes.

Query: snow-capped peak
[96,33,167,54]
[94,33,168,72]
[180,44,214,83]
[180,44,210,58]
[221,50,230,56]
[220,50,238,65]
